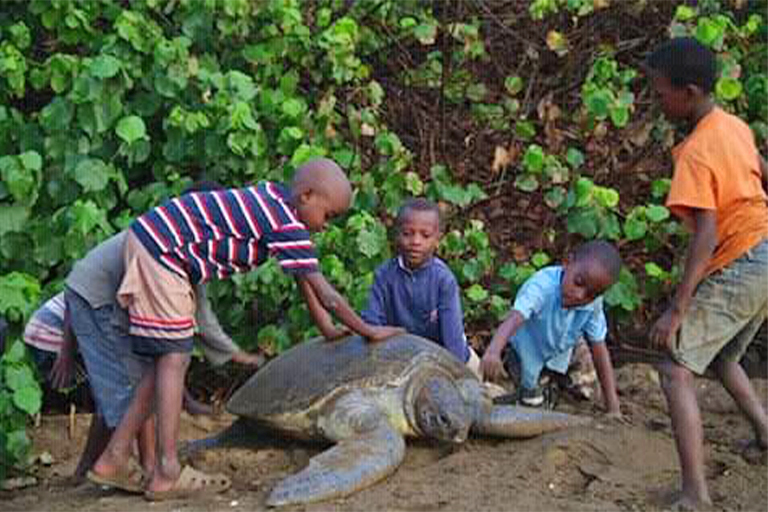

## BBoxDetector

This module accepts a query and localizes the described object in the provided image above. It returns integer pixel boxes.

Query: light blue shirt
[510,266,607,389]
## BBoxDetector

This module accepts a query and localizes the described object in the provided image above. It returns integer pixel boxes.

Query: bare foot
[90,449,124,479]
[145,457,182,494]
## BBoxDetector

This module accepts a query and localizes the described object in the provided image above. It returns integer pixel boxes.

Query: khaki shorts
[673,239,768,375]
[117,231,196,351]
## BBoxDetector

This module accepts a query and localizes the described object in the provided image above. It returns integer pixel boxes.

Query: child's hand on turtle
[323,326,351,341]
[480,350,507,383]
[366,325,406,343]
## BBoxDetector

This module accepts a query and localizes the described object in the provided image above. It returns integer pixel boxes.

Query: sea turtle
[186,333,590,506]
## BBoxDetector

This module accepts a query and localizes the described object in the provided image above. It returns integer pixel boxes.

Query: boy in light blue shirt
[481,240,622,415]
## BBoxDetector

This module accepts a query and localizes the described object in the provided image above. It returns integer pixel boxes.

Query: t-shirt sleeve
[266,227,319,275]
[512,272,548,320]
[583,299,608,344]
[666,153,717,224]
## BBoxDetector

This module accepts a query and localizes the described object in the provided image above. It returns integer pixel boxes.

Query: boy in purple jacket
[362,198,481,375]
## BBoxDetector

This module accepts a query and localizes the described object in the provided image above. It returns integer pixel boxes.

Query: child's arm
[590,342,621,416]
[50,305,77,390]
[299,272,405,342]
[297,277,349,340]
[650,208,716,351]
[195,285,263,367]
[480,310,525,382]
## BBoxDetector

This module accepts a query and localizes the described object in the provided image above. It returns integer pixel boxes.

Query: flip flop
[87,462,145,494]
[144,465,231,502]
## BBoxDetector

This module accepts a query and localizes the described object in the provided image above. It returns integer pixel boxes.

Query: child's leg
[74,413,112,478]
[66,286,155,480]
[657,360,711,508]
[138,415,157,475]
[712,358,768,447]
[146,351,190,493]
[91,366,157,476]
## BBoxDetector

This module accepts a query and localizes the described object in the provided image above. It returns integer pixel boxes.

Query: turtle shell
[227,333,473,419]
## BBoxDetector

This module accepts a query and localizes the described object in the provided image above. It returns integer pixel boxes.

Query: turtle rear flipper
[471,404,591,438]
[267,391,407,507]
[267,423,405,506]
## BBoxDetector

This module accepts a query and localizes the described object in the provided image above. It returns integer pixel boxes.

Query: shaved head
[292,158,352,206]
[290,158,352,232]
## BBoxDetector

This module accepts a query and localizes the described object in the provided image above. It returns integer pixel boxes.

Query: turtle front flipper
[471,404,591,438]
[267,391,406,507]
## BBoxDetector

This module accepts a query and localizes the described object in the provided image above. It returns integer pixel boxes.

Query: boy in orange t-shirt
[645,37,768,511]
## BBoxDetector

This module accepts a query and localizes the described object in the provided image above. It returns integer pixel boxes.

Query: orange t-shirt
[667,106,768,275]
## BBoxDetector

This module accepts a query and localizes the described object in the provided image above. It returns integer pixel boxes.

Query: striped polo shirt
[131,182,319,284]
[24,292,66,353]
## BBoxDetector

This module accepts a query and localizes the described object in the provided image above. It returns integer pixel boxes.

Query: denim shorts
[673,239,768,375]
[65,288,150,428]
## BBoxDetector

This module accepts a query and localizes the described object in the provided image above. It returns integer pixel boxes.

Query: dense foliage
[0,0,765,477]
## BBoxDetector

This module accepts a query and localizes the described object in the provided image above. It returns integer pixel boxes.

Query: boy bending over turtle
[87,159,403,500]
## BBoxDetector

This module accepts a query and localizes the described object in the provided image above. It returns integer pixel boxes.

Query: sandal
[144,465,231,502]
[87,460,146,494]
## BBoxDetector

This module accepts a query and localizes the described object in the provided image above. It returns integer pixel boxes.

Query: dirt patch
[3,364,767,512]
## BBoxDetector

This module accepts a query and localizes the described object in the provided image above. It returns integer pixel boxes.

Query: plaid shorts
[672,239,768,375]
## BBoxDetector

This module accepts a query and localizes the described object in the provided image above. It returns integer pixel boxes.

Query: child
[481,240,622,416]
[88,158,403,500]
[65,182,262,484]
[645,37,768,510]
[361,198,481,376]
[23,292,81,391]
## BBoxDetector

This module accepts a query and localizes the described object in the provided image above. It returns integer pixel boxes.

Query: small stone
[230,500,239,507]
[38,451,54,466]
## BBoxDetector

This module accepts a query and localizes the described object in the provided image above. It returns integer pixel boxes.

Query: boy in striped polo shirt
[89,158,403,500]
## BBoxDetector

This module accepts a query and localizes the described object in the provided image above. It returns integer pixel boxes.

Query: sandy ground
[2,363,767,512]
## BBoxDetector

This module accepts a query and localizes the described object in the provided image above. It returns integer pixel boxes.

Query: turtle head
[413,375,471,443]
